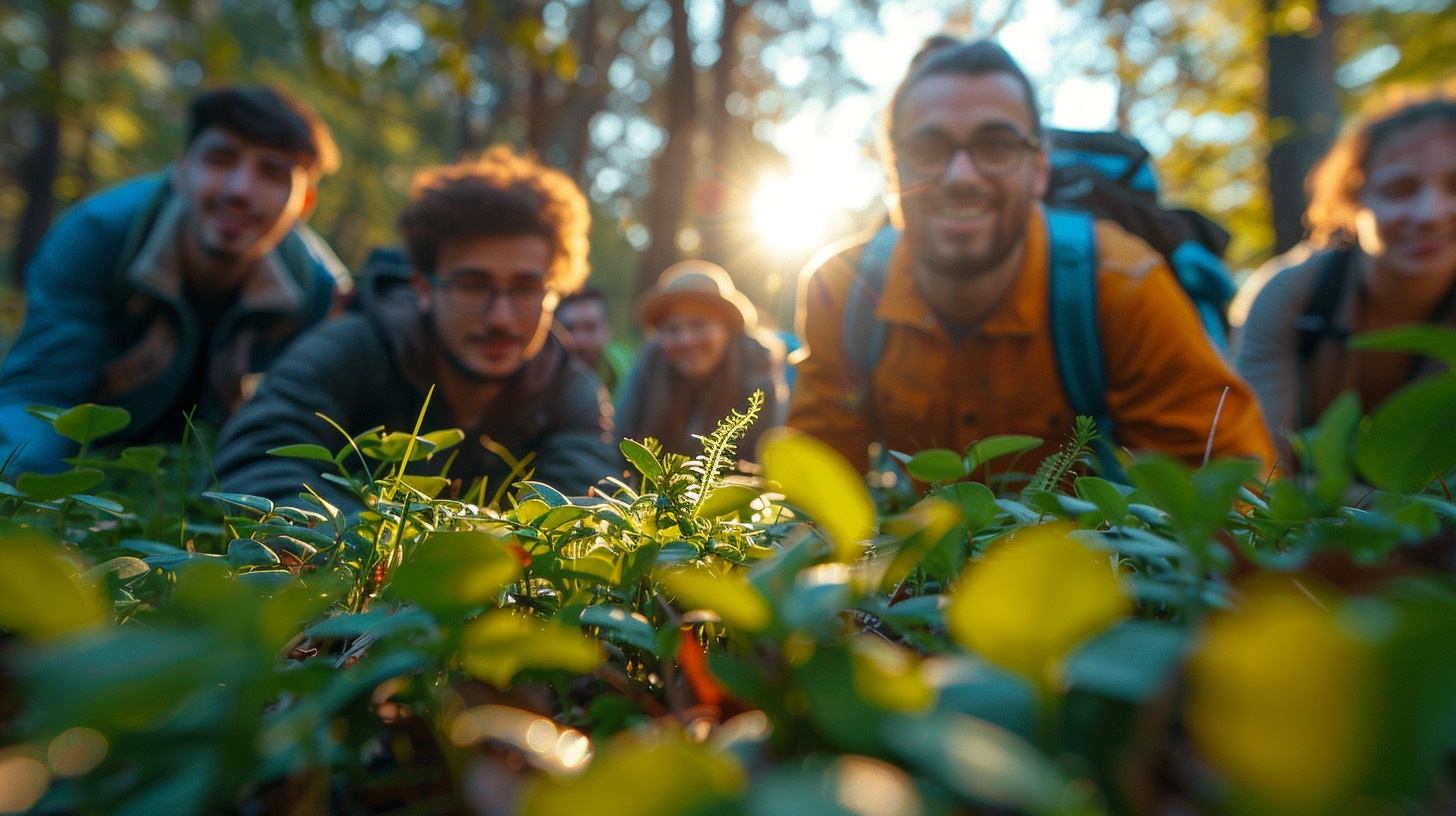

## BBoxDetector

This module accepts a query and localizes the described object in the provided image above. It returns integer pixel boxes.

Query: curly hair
[1305,86,1456,248]
[397,146,591,292]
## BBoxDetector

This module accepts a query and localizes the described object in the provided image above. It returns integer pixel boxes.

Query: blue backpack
[844,129,1237,474]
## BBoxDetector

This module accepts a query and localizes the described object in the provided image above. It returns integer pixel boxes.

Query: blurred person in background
[214,147,616,508]
[1236,91,1456,471]
[787,38,1272,477]
[615,260,787,462]
[557,288,634,394]
[0,85,345,475]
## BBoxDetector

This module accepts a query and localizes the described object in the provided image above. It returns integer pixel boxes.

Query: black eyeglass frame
[894,124,1042,178]
[431,276,557,315]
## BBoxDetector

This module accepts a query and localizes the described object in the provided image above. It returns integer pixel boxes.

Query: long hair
[1305,87,1456,248]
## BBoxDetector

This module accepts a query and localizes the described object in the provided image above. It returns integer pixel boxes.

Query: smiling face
[893,72,1049,283]
[656,303,733,381]
[1354,120,1456,280]
[557,297,612,368]
[416,234,558,381]
[174,126,316,273]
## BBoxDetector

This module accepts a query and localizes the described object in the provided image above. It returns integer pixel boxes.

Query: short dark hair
[559,288,609,312]
[397,146,591,292]
[187,86,339,179]
[883,38,1042,149]
[1305,89,1456,248]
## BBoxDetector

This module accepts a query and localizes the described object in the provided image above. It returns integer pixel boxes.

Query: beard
[906,183,1035,282]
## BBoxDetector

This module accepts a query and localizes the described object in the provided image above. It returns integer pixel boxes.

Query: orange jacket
[787,206,1275,477]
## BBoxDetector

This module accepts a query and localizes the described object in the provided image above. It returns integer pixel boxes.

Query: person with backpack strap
[1236,93,1456,472]
[786,37,1273,480]
[0,86,347,475]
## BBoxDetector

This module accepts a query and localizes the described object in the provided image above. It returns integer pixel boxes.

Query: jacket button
[963,413,976,425]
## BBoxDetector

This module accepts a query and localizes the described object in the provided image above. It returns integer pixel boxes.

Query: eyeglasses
[434,276,554,314]
[895,125,1040,178]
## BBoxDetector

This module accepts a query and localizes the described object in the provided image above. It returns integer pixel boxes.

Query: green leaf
[537,505,592,530]
[521,481,570,508]
[460,611,604,688]
[1126,456,1198,520]
[51,403,131,445]
[17,468,104,501]
[357,431,439,462]
[420,428,466,453]
[24,405,64,424]
[1075,476,1131,524]
[234,570,301,593]
[1063,621,1190,702]
[964,435,1044,471]
[696,483,761,518]
[71,494,125,514]
[117,539,183,557]
[761,429,874,562]
[399,475,451,499]
[936,482,1000,532]
[620,439,664,485]
[228,539,282,568]
[82,557,151,585]
[0,537,109,638]
[389,530,521,616]
[1349,325,1456,368]
[882,713,1098,815]
[906,448,966,482]
[77,445,166,474]
[1355,375,1456,492]
[519,731,744,816]
[657,567,772,632]
[203,492,274,515]
[579,604,658,653]
[1299,391,1362,506]
[266,444,336,462]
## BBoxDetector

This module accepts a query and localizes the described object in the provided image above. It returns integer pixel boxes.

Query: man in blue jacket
[0,85,347,474]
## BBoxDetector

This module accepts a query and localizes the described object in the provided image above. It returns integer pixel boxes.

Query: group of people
[1,38,1452,509]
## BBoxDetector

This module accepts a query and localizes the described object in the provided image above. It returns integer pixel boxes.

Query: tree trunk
[1265,0,1339,254]
[637,0,697,294]
[9,4,71,287]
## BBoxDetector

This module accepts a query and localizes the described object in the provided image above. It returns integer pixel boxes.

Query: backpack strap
[1169,240,1236,352]
[1293,249,1353,425]
[844,225,898,405]
[1045,207,1122,478]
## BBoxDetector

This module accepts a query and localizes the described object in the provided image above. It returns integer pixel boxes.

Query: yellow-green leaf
[460,612,604,688]
[520,731,745,816]
[657,567,771,633]
[390,531,521,615]
[946,524,1129,689]
[760,428,873,562]
[0,537,108,638]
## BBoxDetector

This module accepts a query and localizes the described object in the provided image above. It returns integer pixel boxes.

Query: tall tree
[1265,0,1339,253]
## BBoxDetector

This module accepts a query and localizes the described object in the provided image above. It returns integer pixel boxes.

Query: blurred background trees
[1,0,1452,337]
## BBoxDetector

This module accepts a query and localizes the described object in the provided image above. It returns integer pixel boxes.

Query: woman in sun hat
[614,260,787,461]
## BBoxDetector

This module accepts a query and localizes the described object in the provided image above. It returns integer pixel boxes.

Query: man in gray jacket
[213,147,616,509]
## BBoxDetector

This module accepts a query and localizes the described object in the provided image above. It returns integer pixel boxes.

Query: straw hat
[637,260,757,333]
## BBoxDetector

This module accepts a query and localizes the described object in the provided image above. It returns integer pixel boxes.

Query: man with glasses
[787,38,1272,477]
[214,147,616,508]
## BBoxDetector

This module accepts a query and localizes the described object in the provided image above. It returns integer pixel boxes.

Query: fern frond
[1026,415,1100,496]
[690,389,764,514]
